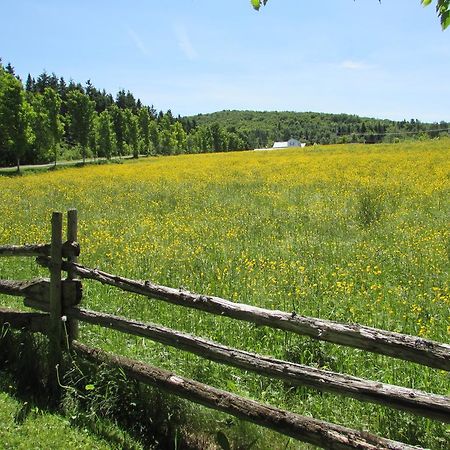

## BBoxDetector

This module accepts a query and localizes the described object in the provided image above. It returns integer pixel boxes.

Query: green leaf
[250,0,260,11]
[216,431,231,450]
[84,384,95,391]
[421,0,433,6]
[442,11,450,28]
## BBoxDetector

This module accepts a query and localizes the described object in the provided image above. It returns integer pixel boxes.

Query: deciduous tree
[66,89,95,163]
[171,121,187,154]
[0,69,34,170]
[96,110,116,159]
[42,87,63,165]
[124,109,139,158]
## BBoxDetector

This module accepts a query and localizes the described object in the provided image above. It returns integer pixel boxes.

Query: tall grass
[0,139,449,448]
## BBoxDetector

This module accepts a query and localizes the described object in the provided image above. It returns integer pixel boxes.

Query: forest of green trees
[0,60,249,169]
[0,59,448,169]
[190,110,450,148]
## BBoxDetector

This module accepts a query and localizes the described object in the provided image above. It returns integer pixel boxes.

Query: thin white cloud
[340,60,374,70]
[127,28,150,56]
[174,24,198,60]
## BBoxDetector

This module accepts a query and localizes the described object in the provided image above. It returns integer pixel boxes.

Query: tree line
[0,60,248,170]
[189,110,449,148]
[1,59,448,170]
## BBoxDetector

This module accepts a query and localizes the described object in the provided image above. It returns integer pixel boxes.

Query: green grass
[0,139,449,449]
[0,380,133,450]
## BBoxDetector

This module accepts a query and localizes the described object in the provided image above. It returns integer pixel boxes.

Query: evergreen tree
[109,104,126,157]
[138,107,152,155]
[210,123,227,152]
[125,91,137,112]
[25,74,35,93]
[35,70,51,93]
[116,89,127,109]
[5,62,15,76]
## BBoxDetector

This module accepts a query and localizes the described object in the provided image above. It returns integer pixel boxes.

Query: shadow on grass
[0,158,129,177]
[0,329,202,450]
[0,169,24,177]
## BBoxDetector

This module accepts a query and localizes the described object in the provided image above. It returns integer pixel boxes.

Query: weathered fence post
[48,211,63,394]
[66,208,79,343]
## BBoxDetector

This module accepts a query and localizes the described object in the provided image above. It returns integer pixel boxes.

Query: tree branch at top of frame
[251,0,450,30]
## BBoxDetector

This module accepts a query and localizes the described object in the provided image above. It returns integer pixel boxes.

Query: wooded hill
[187,110,449,148]
[1,57,449,169]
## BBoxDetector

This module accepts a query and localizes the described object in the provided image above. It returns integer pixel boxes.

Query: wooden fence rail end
[0,279,82,306]
[0,307,49,334]
[0,242,79,258]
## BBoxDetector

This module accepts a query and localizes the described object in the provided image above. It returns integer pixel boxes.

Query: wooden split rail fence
[0,210,449,450]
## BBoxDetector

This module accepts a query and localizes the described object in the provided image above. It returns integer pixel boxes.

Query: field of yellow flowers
[0,139,449,448]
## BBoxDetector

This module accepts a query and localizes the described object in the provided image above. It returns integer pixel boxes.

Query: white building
[272,138,306,149]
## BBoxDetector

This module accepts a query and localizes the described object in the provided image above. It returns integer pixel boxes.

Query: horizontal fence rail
[36,258,450,371]
[0,279,82,306]
[73,341,419,450]
[0,242,79,258]
[42,303,450,423]
[1,209,449,449]
[0,307,49,334]
[22,297,450,421]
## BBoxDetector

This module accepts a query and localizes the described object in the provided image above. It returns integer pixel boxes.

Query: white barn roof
[272,138,305,149]
[273,141,288,148]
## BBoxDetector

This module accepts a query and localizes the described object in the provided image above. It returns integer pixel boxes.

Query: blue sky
[2,0,449,122]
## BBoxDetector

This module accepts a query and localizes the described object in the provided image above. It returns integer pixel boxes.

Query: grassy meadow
[0,139,449,449]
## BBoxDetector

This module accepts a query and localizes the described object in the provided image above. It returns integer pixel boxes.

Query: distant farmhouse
[272,138,306,149]
[254,138,306,152]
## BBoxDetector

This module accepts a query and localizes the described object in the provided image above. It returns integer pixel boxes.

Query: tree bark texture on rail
[38,259,450,371]
[0,278,82,306]
[72,341,420,450]
[0,241,79,258]
[58,306,449,423]
[0,307,49,333]
[0,278,49,298]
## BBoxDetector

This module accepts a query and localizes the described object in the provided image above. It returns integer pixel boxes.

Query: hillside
[186,110,449,148]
